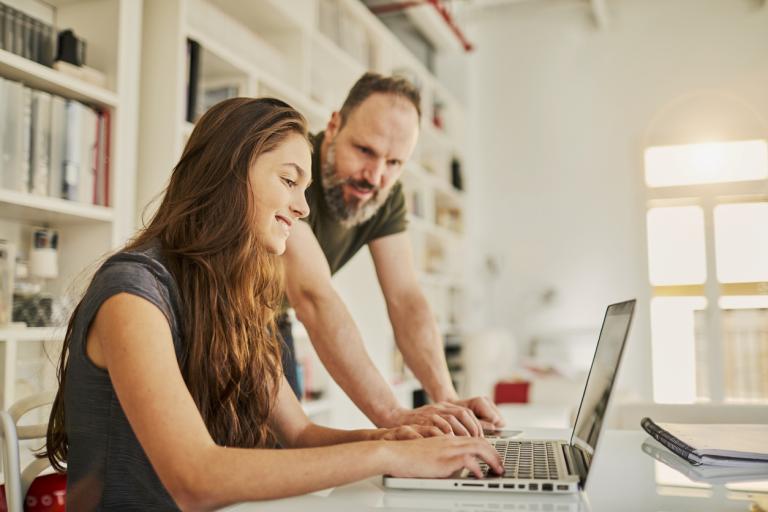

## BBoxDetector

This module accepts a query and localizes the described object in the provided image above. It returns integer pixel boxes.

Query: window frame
[645,177,768,404]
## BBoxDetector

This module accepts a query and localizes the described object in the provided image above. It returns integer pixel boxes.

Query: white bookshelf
[0,189,115,224]
[0,0,143,409]
[0,49,120,108]
[137,0,469,425]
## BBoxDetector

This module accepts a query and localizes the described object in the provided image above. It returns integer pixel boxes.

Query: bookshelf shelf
[407,214,460,243]
[310,31,366,79]
[0,49,119,109]
[208,0,309,34]
[0,189,114,225]
[406,162,464,206]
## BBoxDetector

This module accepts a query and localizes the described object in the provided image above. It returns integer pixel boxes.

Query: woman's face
[249,133,312,255]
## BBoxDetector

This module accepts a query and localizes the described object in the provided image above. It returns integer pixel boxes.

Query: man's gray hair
[338,72,421,127]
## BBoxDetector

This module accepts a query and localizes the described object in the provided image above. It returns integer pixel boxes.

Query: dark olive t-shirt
[305,131,408,275]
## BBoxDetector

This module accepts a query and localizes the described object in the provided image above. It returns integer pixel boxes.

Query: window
[644,140,768,404]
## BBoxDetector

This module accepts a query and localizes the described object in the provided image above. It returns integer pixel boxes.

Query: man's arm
[282,222,409,428]
[369,232,505,431]
[368,232,455,402]
[283,223,500,435]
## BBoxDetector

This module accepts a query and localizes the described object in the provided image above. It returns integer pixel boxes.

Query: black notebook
[641,417,768,467]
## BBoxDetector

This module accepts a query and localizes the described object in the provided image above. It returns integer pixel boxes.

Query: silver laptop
[384,299,636,494]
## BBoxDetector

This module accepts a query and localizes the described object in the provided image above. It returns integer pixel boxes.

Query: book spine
[19,86,32,192]
[102,109,111,207]
[641,417,702,466]
[48,95,67,198]
[186,39,201,123]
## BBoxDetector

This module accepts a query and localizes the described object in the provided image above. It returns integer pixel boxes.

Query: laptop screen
[570,300,635,457]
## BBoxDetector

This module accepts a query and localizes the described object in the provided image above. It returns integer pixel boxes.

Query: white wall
[465,0,768,401]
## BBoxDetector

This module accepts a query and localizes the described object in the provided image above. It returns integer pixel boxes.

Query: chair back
[0,391,59,512]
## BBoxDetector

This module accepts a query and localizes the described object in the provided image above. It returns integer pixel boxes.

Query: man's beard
[321,142,392,228]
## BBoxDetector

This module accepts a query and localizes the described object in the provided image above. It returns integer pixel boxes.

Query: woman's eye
[282,177,296,188]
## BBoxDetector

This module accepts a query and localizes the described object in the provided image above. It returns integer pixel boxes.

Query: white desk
[223,428,768,512]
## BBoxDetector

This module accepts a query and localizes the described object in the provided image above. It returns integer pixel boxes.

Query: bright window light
[644,140,768,187]
[719,296,768,309]
[647,207,706,286]
[714,202,768,283]
[651,297,707,404]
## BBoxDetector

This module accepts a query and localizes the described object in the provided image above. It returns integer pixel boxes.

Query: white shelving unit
[137,0,469,425]
[0,0,142,409]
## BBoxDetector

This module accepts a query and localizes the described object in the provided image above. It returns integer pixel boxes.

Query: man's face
[322,93,419,227]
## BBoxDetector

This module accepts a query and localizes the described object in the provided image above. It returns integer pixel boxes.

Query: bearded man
[280,73,503,436]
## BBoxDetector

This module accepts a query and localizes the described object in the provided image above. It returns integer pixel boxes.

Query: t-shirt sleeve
[79,257,179,342]
[369,183,408,241]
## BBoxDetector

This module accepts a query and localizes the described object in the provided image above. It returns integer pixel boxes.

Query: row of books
[0,2,55,66]
[0,76,111,206]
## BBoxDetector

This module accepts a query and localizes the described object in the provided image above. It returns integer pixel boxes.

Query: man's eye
[358,146,373,156]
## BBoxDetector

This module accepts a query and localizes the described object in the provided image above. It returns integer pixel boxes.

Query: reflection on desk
[642,437,768,485]
[223,429,768,512]
[380,488,584,511]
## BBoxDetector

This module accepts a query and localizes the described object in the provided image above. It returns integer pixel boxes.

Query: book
[641,417,768,467]
[0,79,26,191]
[63,99,83,201]
[79,105,98,204]
[0,1,55,66]
[30,89,52,196]
[48,95,67,198]
[94,109,110,206]
[19,85,32,192]
[186,38,201,123]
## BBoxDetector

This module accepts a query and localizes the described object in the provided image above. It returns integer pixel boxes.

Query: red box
[494,380,530,404]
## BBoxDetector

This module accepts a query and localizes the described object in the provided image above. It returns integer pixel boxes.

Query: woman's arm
[92,293,502,512]
[268,374,444,448]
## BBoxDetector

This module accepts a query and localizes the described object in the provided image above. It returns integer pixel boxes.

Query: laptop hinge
[563,444,589,484]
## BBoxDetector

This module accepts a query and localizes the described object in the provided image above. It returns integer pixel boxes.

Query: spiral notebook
[641,417,768,467]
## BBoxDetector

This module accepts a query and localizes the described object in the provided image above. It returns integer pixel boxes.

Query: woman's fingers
[462,454,485,479]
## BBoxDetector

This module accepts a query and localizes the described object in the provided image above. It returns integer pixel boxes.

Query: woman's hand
[372,424,445,441]
[382,436,504,479]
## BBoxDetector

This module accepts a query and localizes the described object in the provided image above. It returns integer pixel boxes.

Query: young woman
[44,98,502,511]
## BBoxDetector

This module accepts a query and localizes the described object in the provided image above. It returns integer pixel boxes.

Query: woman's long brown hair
[45,97,310,471]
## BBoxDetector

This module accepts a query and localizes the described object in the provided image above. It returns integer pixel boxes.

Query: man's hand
[449,396,506,431]
[385,396,504,437]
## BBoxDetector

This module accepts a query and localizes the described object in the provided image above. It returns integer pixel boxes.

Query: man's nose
[363,159,386,187]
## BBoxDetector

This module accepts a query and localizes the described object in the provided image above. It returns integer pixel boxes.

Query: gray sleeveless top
[64,243,184,511]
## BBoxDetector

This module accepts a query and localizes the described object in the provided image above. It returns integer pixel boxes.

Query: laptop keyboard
[478,440,561,479]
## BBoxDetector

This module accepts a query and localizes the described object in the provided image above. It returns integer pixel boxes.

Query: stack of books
[0,76,111,206]
[0,2,55,67]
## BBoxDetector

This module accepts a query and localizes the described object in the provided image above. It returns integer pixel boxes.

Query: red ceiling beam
[368,0,475,52]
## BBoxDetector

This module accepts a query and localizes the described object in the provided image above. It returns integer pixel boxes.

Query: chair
[0,391,59,512]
